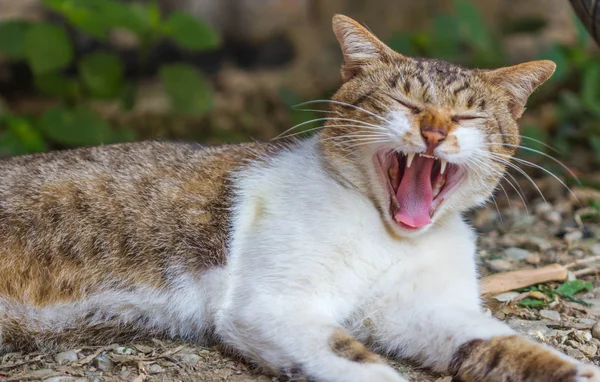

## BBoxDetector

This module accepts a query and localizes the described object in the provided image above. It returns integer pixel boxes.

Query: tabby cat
[0,14,598,382]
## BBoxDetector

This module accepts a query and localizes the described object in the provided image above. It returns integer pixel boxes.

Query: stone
[525,253,541,265]
[493,292,520,302]
[486,259,514,272]
[176,353,201,368]
[44,378,87,382]
[544,211,562,225]
[525,237,552,251]
[504,247,531,261]
[114,346,136,355]
[565,230,583,245]
[55,350,79,365]
[133,344,154,354]
[535,202,553,215]
[565,346,587,361]
[93,354,114,372]
[148,364,164,374]
[539,309,561,322]
[571,330,592,343]
[592,320,600,340]
[507,318,552,339]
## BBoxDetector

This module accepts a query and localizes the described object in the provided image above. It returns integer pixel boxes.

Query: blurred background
[0,0,599,184]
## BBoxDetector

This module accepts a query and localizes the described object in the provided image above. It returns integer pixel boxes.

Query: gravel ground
[1,176,600,382]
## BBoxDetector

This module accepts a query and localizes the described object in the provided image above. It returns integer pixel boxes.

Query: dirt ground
[1,175,600,382]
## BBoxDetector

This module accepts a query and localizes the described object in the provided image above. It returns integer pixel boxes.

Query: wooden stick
[480,264,569,296]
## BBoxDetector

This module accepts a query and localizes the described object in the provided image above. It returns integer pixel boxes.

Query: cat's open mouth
[376,150,466,230]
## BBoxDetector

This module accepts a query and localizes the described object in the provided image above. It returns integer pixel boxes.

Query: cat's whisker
[490,194,505,226]
[500,173,529,215]
[487,142,579,183]
[490,152,578,202]
[488,134,562,155]
[274,117,387,140]
[295,100,392,123]
[282,124,389,140]
[473,149,547,203]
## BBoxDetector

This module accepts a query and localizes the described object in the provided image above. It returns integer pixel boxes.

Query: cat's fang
[406,153,415,168]
[440,160,447,175]
[432,174,446,198]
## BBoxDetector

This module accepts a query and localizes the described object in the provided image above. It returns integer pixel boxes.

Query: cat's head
[320,15,555,236]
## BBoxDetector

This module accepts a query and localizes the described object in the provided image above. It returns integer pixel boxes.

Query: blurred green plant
[540,18,600,165]
[387,0,506,68]
[0,0,219,157]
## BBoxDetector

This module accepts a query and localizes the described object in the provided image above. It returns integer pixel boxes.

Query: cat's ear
[332,14,398,82]
[484,60,556,119]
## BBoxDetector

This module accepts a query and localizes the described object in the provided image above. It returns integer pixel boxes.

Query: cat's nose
[421,126,447,152]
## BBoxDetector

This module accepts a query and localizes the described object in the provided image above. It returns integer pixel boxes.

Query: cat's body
[1,14,599,382]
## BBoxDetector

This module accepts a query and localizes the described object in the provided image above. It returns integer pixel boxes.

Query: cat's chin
[375,149,467,233]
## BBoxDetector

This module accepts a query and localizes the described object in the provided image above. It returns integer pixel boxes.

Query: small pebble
[44,378,87,382]
[486,259,514,272]
[493,292,520,302]
[525,253,541,265]
[591,243,600,256]
[504,247,531,261]
[565,346,587,361]
[539,309,561,322]
[592,320,600,340]
[55,350,79,365]
[524,237,552,251]
[148,364,164,374]
[571,330,592,343]
[133,344,153,354]
[535,202,553,215]
[565,230,583,245]
[114,346,136,355]
[543,211,562,225]
[93,354,114,372]
[177,353,201,368]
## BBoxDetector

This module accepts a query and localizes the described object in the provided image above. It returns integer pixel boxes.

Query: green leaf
[518,298,546,308]
[38,106,113,146]
[24,23,73,74]
[387,33,419,57]
[582,64,600,113]
[556,280,593,298]
[43,0,152,40]
[34,73,79,100]
[0,129,29,157]
[591,199,600,212]
[5,115,46,153]
[160,63,213,115]
[43,0,110,39]
[430,13,461,61]
[591,135,600,163]
[162,11,220,51]
[0,20,29,59]
[573,15,590,49]
[79,51,123,99]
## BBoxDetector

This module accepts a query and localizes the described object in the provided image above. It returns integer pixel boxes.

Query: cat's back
[0,140,280,306]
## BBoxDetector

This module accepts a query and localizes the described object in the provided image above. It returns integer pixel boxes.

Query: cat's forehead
[385,57,489,109]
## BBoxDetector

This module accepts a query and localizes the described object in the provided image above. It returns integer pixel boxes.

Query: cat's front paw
[575,364,600,382]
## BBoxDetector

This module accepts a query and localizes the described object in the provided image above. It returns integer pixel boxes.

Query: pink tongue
[394,156,434,228]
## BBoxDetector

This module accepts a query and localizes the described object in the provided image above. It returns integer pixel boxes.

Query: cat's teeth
[433,176,446,198]
[406,153,415,168]
[440,160,447,174]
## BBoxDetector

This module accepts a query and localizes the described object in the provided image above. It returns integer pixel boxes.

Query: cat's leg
[216,302,406,382]
[366,290,600,381]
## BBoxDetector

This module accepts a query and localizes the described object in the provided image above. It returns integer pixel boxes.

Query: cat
[0,14,598,382]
